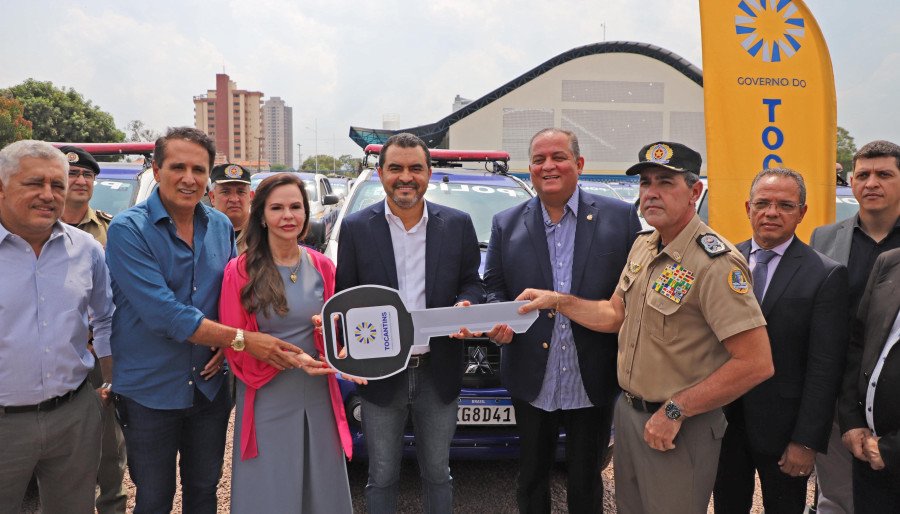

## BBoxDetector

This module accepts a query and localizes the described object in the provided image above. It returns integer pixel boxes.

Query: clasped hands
[843,427,885,470]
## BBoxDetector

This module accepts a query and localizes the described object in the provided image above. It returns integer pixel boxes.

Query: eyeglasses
[749,200,801,213]
[68,170,96,181]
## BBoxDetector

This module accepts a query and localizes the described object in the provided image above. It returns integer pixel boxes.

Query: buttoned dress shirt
[749,236,793,299]
[866,309,900,434]
[531,189,592,411]
[0,221,114,406]
[105,190,236,410]
[384,198,430,355]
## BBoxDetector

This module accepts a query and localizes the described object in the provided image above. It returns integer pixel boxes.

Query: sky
[2,0,897,162]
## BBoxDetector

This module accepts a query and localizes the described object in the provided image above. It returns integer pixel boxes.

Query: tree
[125,119,159,142]
[338,154,362,174]
[0,96,33,147]
[836,126,857,178]
[0,79,124,142]
[300,154,340,171]
[270,164,291,171]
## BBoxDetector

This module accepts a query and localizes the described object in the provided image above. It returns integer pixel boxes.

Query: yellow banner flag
[700,0,836,243]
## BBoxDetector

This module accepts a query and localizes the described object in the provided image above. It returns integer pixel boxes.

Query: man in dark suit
[478,128,641,513]
[839,248,900,512]
[811,140,900,514]
[714,168,849,513]
[335,133,483,514]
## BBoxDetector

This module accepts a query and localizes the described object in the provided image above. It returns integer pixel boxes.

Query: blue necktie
[752,249,776,302]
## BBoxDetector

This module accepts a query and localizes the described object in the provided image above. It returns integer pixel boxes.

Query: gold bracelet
[553,291,561,314]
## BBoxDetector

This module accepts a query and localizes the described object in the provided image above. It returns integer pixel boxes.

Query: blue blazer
[483,191,641,407]
[335,200,484,406]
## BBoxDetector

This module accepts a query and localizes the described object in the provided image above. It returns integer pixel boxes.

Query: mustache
[393,180,419,189]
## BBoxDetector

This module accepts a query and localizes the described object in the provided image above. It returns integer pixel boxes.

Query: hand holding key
[322,285,537,380]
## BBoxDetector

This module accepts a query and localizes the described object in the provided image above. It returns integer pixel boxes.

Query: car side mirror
[323,194,340,206]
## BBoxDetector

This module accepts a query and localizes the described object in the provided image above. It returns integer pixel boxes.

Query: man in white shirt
[335,133,483,513]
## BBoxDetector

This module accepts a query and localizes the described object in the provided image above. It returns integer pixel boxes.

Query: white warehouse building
[349,41,707,175]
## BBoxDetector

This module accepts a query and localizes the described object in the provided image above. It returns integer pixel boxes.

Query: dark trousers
[115,385,231,514]
[853,457,900,514]
[713,404,809,514]
[512,398,612,514]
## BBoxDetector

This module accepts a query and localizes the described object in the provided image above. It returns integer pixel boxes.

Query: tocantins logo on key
[346,306,401,359]
[735,0,805,63]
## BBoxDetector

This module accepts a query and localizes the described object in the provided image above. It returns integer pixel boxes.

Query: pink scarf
[219,248,352,461]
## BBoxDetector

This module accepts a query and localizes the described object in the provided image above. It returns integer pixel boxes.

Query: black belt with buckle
[1,378,88,414]
[406,353,431,369]
[623,391,663,413]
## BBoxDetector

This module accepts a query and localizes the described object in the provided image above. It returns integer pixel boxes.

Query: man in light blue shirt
[105,127,310,513]
[481,128,641,513]
[0,139,114,514]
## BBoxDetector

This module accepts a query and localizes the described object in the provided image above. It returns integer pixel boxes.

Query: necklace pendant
[290,273,298,283]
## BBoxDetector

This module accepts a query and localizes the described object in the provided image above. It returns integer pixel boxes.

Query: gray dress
[231,254,353,513]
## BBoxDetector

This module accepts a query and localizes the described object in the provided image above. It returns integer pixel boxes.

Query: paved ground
[23,411,816,512]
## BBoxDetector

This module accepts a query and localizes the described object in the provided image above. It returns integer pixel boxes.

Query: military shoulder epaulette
[696,233,730,257]
[637,227,655,235]
[96,210,113,222]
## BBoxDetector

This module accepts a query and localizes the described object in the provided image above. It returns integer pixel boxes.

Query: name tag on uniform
[652,264,695,304]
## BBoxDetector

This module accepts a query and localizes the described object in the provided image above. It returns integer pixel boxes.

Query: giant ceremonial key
[322,285,537,380]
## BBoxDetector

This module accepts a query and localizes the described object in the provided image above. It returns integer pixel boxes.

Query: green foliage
[0,79,124,143]
[125,119,159,142]
[300,153,363,172]
[0,96,33,147]
[270,164,291,171]
[836,126,857,178]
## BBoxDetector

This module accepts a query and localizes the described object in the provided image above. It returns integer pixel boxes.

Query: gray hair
[0,140,69,186]
[529,128,581,162]
[749,167,807,206]
[683,171,701,188]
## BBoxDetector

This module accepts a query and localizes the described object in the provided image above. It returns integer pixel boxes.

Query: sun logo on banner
[354,322,377,345]
[735,0,805,63]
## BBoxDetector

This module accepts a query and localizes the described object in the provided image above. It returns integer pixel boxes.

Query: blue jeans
[361,362,458,514]
[115,385,231,514]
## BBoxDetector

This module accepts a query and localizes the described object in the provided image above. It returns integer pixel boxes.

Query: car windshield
[347,176,532,243]
[91,177,139,215]
[331,180,348,196]
[836,192,859,222]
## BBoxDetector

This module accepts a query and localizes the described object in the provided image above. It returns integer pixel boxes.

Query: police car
[327,146,557,460]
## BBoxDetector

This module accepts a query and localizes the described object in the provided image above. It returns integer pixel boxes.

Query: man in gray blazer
[811,140,900,513]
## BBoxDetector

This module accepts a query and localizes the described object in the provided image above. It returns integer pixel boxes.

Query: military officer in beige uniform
[515,142,774,514]
[59,146,112,245]
[59,145,127,514]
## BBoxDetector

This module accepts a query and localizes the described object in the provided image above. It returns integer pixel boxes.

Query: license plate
[457,397,516,425]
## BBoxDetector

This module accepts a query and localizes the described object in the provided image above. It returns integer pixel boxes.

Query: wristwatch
[664,399,683,421]
[230,329,245,352]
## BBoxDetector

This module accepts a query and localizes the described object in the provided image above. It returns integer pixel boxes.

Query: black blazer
[483,191,641,407]
[839,248,900,468]
[335,201,483,406]
[732,238,849,455]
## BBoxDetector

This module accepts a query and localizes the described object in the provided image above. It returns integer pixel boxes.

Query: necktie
[752,249,776,302]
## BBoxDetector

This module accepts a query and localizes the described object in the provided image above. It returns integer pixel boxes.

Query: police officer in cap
[515,141,775,513]
[57,145,127,514]
[59,146,113,246]
[208,163,252,237]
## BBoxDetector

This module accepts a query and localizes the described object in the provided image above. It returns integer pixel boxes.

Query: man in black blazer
[335,133,483,514]
[479,128,641,513]
[714,168,849,513]
[839,248,900,512]
[811,140,900,513]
